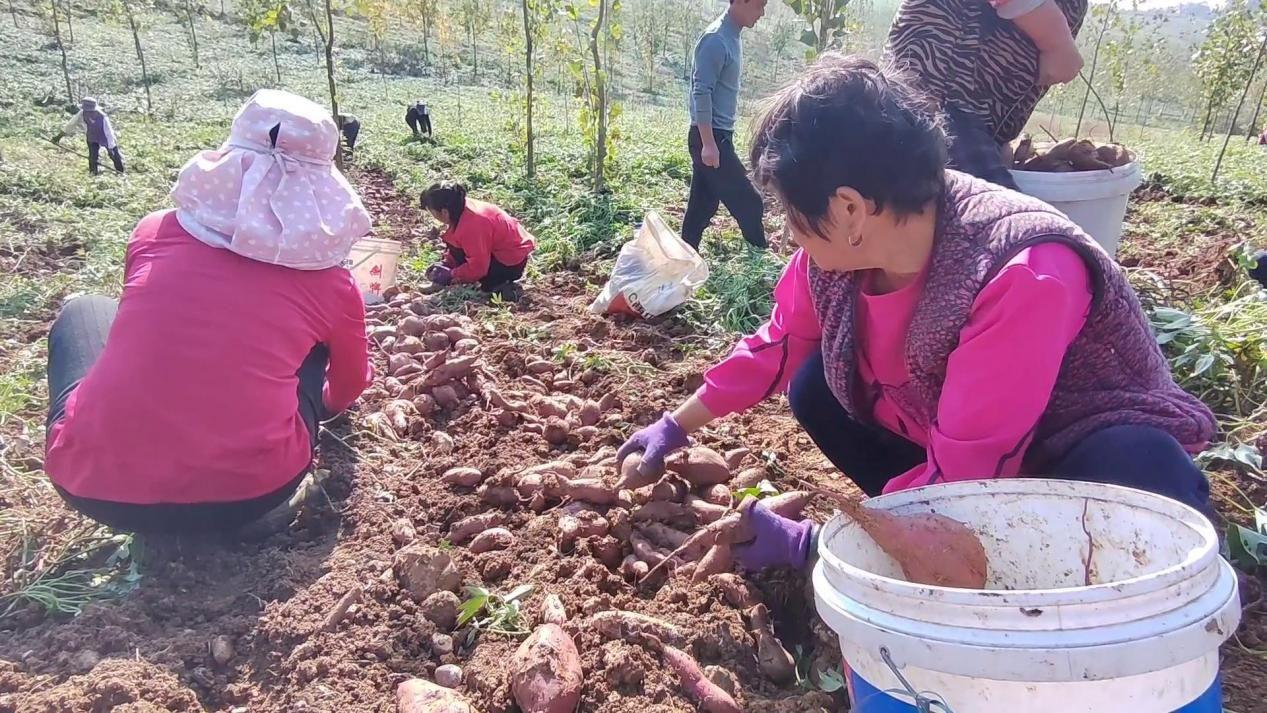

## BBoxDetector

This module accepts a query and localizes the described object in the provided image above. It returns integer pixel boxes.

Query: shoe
[236,469,330,542]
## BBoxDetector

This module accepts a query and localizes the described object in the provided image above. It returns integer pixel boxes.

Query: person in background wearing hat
[406,101,432,139]
[43,89,374,537]
[52,97,124,175]
[886,0,1087,187]
[420,180,535,299]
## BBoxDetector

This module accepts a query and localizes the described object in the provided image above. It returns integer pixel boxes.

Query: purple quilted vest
[809,171,1215,468]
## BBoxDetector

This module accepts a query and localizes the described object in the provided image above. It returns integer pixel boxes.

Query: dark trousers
[944,107,1017,190]
[88,142,124,175]
[682,126,766,250]
[341,117,361,152]
[45,295,326,533]
[787,352,1212,514]
[448,247,527,292]
[406,106,432,137]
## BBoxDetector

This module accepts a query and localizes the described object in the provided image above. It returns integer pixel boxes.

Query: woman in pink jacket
[619,55,1215,572]
[43,90,374,536]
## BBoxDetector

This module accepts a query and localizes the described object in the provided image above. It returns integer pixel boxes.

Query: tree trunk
[123,3,152,115]
[1199,94,1216,141]
[1074,7,1112,138]
[1245,78,1267,142]
[321,0,341,167]
[219,0,224,18]
[62,0,73,42]
[185,0,200,68]
[10,0,19,29]
[423,15,431,64]
[271,30,281,82]
[590,0,608,193]
[521,0,534,178]
[50,0,73,106]
[1214,32,1267,182]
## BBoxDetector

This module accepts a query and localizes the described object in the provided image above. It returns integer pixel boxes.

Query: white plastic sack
[589,211,710,319]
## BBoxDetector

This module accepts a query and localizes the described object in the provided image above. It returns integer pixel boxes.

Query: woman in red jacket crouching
[421,181,536,299]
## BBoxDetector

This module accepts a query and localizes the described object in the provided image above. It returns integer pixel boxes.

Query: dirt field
[0,170,1264,713]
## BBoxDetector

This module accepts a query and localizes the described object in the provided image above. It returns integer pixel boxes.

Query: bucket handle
[879,647,955,713]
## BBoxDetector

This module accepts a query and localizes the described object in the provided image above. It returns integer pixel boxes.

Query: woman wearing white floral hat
[43,89,374,537]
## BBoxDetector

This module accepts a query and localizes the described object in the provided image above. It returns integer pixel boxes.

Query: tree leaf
[1226,522,1267,571]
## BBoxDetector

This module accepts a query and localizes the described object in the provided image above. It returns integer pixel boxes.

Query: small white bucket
[813,478,1239,712]
[343,238,403,304]
[1011,161,1143,258]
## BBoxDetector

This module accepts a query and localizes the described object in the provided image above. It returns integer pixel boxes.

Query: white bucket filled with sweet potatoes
[812,479,1240,712]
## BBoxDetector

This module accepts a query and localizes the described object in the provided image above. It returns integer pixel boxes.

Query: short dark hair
[749,54,947,238]
[420,181,468,223]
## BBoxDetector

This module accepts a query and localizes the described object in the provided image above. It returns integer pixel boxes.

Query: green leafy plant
[733,479,779,501]
[783,0,853,59]
[458,583,535,639]
[1226,508,1267,571]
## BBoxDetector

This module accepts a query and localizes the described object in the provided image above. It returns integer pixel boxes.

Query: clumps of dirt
[0,657,202,712]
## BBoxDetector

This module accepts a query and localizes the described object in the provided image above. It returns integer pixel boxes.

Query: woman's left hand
[427,263,453,286]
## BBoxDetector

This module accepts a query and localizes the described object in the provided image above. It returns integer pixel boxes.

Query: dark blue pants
[788,352,1212,514]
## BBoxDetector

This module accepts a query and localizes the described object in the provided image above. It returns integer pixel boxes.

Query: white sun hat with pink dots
[170,89,372,270]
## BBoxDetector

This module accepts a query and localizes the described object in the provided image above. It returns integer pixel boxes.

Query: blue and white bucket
[812,479,1240,713]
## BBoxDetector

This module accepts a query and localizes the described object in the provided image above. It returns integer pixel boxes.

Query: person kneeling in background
[43,89,374,537]
[420,181,535,299]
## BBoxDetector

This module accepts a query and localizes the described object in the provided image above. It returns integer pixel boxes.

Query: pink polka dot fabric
[169,89,373,270]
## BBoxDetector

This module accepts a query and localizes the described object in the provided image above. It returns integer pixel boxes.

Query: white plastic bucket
[813,479,1239,712]
[1011,161,1143,259]
[344,238,403,304]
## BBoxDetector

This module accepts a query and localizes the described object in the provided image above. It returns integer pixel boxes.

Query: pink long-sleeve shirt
[45,210,373,505]
[697,244,1092,493]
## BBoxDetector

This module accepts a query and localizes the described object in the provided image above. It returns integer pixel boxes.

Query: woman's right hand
[616,412,690,478]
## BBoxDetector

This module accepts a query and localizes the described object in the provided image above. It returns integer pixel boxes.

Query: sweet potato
[398,316,428,337]
[540,593,568,627]
[631,501,696,528]
[761,491,812,520]
[722,448,750,471]
[469,527,514,554]
[607,508,632,541]
[412,393,438,416]
[510,624,583,713]
[685,496,728,524]
[712,573,759,608]
[667,447,732,486]
[648,637,741,713]
[521,375,549,393]
[442,467,484,488]
[636,522,690,550]
[370,325,397,343]
[572,426,599,440]
[385,400,418,435]
[394,336,426,355]
[421,314,461,331]
[589,611,684,646]
[576,401,601,427]
[422,332,451,351]
[729,468,765,491]
[432,385,460,410]
[616,453,659,491]
[449,512,506,543]
[619,554,649,581]
[590,536,624,569]
[388,353,416,375]
[560,478,617,506]
[648,477,689,503]
[630,531,675,568]
[747,604,796,684]
[517,472,546,499]
[396,678,474,713]
[699,484,732,507]
[444,326,473,342]
[557,511,612,552]
[478,485,520,507]
[525,359,555,375]
[692,544,733,583]
[543,418,570,446]
[423,356,479,388]
[531,395,569,419]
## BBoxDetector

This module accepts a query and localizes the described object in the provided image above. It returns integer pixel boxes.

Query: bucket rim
[351,237,404,250]
[1010,160,1142,184]
[816,478,1218,605]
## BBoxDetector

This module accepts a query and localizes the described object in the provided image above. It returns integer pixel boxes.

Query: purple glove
[733,503,815,571]
[427,263,453,286]
[616,412,689,477]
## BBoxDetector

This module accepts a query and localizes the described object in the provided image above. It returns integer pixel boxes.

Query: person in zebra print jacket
[886,0,1088,188]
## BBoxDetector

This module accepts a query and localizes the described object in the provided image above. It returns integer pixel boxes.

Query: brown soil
[0,170,1263,712]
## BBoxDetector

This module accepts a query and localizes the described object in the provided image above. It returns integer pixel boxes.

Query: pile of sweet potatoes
[1008,136,1134,173]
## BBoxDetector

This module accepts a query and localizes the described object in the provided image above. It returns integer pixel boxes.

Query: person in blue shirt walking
[683,0,768,252]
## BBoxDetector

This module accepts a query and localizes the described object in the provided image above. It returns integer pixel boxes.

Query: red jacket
[441,199,535,283]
